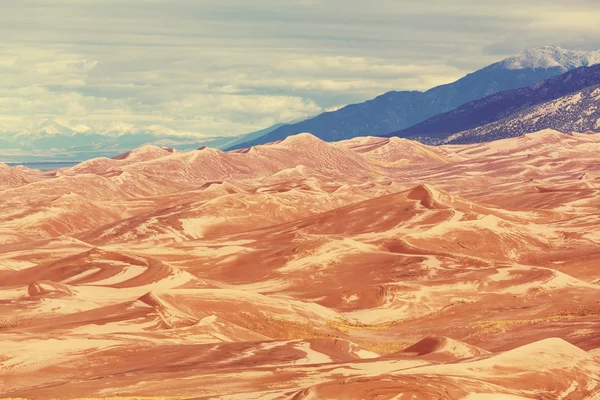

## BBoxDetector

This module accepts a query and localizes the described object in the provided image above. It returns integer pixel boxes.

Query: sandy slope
[1,130,600,399]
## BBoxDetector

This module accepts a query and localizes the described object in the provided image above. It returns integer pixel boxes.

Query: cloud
[0,0,599,137]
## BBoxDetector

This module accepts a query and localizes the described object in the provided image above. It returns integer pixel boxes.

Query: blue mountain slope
[227,46,600,150]
[445,84,600,144]
[385,64,600,143]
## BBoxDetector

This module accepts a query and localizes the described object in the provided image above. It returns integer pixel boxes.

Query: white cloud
[0,0,599,137]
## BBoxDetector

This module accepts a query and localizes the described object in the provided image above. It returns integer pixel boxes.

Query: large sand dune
[1,130,600,399]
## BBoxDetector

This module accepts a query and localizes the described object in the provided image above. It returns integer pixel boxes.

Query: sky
[1,0,600,138]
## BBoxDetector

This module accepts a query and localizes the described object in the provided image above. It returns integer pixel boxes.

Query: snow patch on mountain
[13,118,76,137]
[445,84,600,144]
[501,46,600,71]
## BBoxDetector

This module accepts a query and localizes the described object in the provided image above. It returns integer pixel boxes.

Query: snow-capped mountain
[0,119,296,162]
[386,63,600,142]
[85,122,193,138]
[12,118,77,138]
[445,85,600,144]
[5,119,200,139]
[227,46,600,150]
[4,46,599,161]
[500,46,600,71]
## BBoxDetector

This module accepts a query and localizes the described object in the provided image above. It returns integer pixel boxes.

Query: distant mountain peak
[227,47,599,151]
[386,63,600,144]
[13,118,75,137]
[500,46,600,71]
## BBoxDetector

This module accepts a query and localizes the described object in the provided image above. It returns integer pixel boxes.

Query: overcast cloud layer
[1,0,600,137]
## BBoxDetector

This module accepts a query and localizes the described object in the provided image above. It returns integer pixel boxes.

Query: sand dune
[0,163,44,188]
[1,130,600,399]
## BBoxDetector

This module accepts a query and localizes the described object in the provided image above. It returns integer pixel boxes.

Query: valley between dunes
[1,130,600,399]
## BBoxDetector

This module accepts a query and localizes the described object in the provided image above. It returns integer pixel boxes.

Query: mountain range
[226,46,600,150]
[445,84,600,144]
[3,46,600,162]
[386,63,600,143]
[0,119,291,162]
